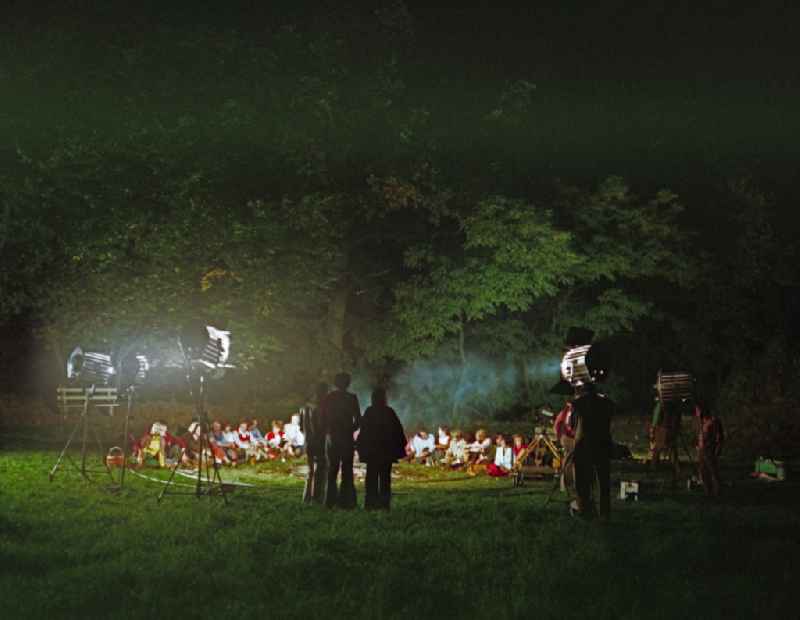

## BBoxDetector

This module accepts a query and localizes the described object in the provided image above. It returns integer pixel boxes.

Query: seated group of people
[404,426,555,477]
[131,416,306,468]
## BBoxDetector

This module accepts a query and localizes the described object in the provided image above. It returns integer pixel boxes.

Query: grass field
[1,449,798,620]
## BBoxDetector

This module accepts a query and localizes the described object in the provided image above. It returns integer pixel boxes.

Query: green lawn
[1,450,797,619]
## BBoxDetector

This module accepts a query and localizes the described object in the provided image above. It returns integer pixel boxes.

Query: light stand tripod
[49,385,114,483]
[116,385,136,489]
[158,372,228,504]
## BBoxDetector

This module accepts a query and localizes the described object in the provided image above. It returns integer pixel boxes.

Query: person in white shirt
[487,434,513,477]
[444,429,467,467]
[411,429,436,465]
[236,421,264,463]
[434,425,451,463]
[283,413,306,457]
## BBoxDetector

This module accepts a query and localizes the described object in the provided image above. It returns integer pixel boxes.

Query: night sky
[3,0,798,186]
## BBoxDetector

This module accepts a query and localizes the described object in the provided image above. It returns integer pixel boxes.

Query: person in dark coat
[357,387,407,511]
[300,382,328,504]
[570,383,615,521]
[323,372,361,509]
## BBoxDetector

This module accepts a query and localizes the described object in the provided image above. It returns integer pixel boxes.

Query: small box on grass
[754,458,786,481]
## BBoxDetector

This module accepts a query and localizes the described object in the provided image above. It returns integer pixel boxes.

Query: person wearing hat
[322,372,361,509]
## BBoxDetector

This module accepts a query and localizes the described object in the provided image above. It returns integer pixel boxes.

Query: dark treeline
[1,1,798,446]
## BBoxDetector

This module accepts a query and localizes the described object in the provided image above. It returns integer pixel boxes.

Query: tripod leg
[120,399,131,488]
[158,451,185,503]
[211,462,229,505]
[196,439,205,498]
[544,472,563,506]
[49,417,83,481]
[79,413,90,480]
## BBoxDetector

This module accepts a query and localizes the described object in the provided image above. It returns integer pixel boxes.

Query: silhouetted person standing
[323,372,361,509]
[300,382,328,504]
[571,383,614,521]
[357,387,407,510]
[696,403,724,497]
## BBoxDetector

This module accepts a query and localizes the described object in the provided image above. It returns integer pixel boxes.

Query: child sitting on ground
[511,434,527,463]
[222,423,240,460]
[411,428,436,465]
[283,414,306,458]
[487,434,513,477]
[210,420,237,466]
[236,421,266,464]
[466,429,492,475]
[435,426,451,463]
[137,423,166,468]
[266,420,286,459]
[444,430,467,467]
[249,418,267,447]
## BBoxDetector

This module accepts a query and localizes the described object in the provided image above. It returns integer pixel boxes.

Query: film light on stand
[67,347,116,385]
[179,323,233,371]
[550,328,610,394]
[655,370,694,403]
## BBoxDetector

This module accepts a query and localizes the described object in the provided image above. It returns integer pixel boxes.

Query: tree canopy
[1,1,798,429]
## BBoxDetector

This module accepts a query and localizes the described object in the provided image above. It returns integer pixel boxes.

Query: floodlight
[179,323,232,370]
[67,347,116,385]
[549,328,610,394]
[117,351,150,388]
[560,344,609,386]
[655,370,694,403]
[560,344,592,386]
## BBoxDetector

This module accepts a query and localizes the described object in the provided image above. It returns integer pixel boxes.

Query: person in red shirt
[511,434,527,461]
[266,420,286,459]
[696,403,724,497]
[553,401,575,492]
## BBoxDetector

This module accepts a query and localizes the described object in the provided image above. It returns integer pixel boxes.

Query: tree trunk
[325,246,351,375]
[0,201,10,253]
[46,327,66,385]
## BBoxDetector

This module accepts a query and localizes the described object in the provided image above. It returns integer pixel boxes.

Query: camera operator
[570,383,614,521]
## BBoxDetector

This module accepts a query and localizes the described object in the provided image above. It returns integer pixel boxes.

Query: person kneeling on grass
[356,387,407,510]
[487,434,513,477]
[411,429,436,465]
